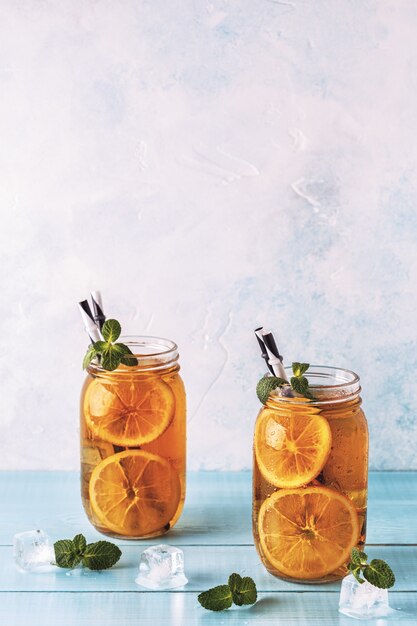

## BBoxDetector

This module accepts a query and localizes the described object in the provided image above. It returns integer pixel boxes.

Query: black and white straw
[78,299,101,344]
[254,326,288,381]
[254,327,275,375]
[91,290,106,330]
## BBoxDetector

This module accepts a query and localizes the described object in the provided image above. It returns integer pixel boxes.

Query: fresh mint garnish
[198,573,257,611]
[198,585,233,611]
[291,362,313,399]
[292,362,309,377]
[102,319,121,343]
[82,540,122,571]
[347,548,395,589]
[82,345,96,370]
[54,534,121,571]
[256,376,288,404]
[54,538,83,569]
[228,573,257,606]
[256,363,313,404]
[82,319,138,371]
[72,533,87,555]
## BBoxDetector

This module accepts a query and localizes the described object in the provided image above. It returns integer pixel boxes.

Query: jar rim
[87,335,179,375]
[267,365,361,406]
[120,335,178,358]
[284,365,360,389]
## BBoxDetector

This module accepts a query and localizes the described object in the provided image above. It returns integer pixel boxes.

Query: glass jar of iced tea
[253,366,368,583]
[81,336,186,539]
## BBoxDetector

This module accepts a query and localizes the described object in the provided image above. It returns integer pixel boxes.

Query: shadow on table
[197,596,279,623]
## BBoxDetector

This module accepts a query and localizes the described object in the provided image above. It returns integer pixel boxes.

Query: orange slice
[255,408,332,488]
[89,450,181,536]
[258,486,360,579]
[84,378,175,446]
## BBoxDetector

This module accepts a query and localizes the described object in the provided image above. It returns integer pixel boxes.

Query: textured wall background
[1,1,416,470]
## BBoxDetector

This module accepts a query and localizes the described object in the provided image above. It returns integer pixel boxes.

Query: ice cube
[264,417,286,450]
[135,545,188,590]
[13,530,56,573]
[339,574,393,619]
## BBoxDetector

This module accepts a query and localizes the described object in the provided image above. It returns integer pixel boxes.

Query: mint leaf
[54,535,121,571]
[82,319,137,371]
[54,539,82,569]
[120,355,138,366]
[348,549,395,589]
[292,362,309,376]
[290,363,313,399]
[228,574,242,604]
[111,343,130,359]
[363,559,395,589]
[102,319,121,343]
[116,343,139,367]
[291,376,308,394]
[73,534,87,555]
[112,343,138,366]
[101,346,123,371]
[256,376,288,404]
[82,541,122,570]
[228,573,257,606]
[351,547,367,565]
[198,585,233,611]
[83,346,97,370]
[236,576,257,605]
[93,340,108,352]
[349,564,365,584]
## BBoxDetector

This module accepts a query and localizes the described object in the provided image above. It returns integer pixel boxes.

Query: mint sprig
[198,585,233,611]
[54,534,122,571]
[82,319,138,371]
[228,573,257,606]
[256,362,313,404]
[347,547,395,589]
[256,376,288,404]
[290,362,313,399]
[198,573,257,611]
[82,541,122,570]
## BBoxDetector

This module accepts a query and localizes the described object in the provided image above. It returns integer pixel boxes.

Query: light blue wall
[0,1,416,469]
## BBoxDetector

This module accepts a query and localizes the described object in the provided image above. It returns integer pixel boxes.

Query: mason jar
[253,366,368,582]
[80,336,186,539]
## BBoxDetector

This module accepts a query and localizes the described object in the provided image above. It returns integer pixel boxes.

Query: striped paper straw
[78,300,101,344]
[262,330,288,381]
[91,290,106,330]
[254,327,275,375]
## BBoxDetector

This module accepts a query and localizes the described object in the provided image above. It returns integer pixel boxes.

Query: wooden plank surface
[1,545,416,592]
[1,470,417,625]
[1,471,417,545]
[2,592,416,626]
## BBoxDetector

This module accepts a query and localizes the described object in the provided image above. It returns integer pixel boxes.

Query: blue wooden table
[1,471,416,625]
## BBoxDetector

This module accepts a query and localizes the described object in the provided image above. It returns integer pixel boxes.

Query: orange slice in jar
[258,486,360,580]
[89,450,181,536]
[84,378,175,446]
[255,408,332,488]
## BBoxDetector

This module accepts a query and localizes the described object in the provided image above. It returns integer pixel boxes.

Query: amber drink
[81,337,186,539]
[253,366,368,582]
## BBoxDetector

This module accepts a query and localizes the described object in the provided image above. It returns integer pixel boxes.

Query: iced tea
[81,337,186,539]
[253,366,368,582]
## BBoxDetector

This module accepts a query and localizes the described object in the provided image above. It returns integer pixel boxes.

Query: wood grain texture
[1,545,416,592]
[1,471,417,625]
[1,471,417,545]
[2,592,416,626]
